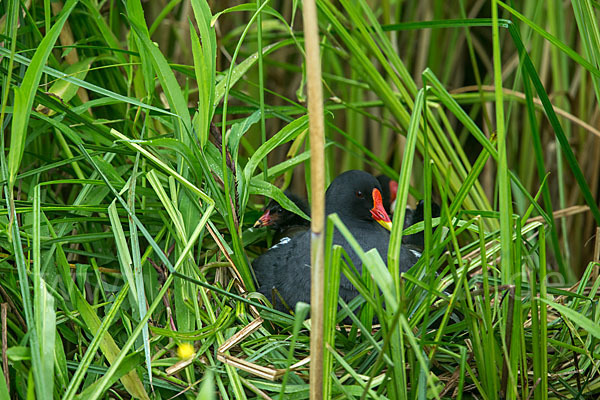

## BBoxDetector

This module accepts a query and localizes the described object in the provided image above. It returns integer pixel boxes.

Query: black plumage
[403,200,441,250]
[253,191,310,241]
[374,175,441,250]
[253,170,420,312]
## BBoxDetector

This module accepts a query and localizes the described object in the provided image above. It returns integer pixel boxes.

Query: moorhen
[375,175,440,249]
[253,170,420,312]
[403,200,441,250]
[253,191,310,241]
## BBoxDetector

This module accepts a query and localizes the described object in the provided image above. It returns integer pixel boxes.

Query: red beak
[254,209,272,228]
[370,188,392,231]
[389,180,398,202]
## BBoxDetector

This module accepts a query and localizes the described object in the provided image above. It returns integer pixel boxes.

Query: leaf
[0,46,174,117]
[248,178,310,221]
[539,298,600,340]
[388,88,423,281]
[35,57,95,116]
[128,14,192,142]
[108,201,137,302]
[243,115,308,183]
[197,370,215,400]
[74,290,150,400]
[126,0,154,93]
[33,185,56,400]
[0,372,9,400]
[8,0,78,192]
[214,41,292,107]
[228,109,261,165]
[190,0,217,147]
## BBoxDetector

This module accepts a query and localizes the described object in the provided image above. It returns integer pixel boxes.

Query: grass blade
[7,0,78,191]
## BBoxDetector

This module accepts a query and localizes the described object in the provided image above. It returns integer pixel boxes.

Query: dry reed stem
[165,357,194,376]
[216,317,310,381]
[218,317,263,353]
[451,85,600,139]
[463,204,592,274]
[302,0,326,397]
[527,205,590,223]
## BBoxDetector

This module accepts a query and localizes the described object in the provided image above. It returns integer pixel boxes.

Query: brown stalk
[216,318,310,381]
[239,376,275,400]
[451,85,600,140]
[527,205,590,224]
[526,378,542,400]
[302,0,326,398]
[463,204,592,277]
[209,123,239,230]
[0,285,26,330]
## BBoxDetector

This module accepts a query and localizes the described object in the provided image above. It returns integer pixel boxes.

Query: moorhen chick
[403,200,441,250]
[253,170,420,312]
[375,175,440,249]
[253,191,310,241]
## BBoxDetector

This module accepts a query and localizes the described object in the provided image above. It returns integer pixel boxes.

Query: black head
[326,170,391,227]
[255,200,287,230]
[254,191,310,230]
[411,199,441,224]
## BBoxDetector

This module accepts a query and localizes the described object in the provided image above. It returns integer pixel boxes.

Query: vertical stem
[592,226,600,281]
[538,227,548,396]
[492,4,515,396]
[302,0,325,398]
[491,0,513,285]
[256,0,268,180]
[1,303,8,395]
[219,2,269,290]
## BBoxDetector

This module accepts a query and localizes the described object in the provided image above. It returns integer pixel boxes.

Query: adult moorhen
[253,191,310,241]
[253,170,420,312]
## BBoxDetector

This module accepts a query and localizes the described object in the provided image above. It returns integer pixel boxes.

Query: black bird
[374,175,439,249]
[253,191,310,241]
[403,200,441,250]
[253,170,420,312]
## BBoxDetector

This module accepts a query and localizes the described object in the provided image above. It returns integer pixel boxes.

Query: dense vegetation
[1,0,599,398]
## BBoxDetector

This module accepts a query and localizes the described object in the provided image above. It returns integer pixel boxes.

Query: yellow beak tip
[378,220,393,231]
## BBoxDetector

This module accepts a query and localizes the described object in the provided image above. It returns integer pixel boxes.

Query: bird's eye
[276,206,283,213]
[355,190,364,198]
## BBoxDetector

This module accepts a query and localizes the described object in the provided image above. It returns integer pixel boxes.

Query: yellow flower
[177,343,195,359]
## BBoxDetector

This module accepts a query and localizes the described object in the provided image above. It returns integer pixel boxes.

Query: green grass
[1,0,600,398]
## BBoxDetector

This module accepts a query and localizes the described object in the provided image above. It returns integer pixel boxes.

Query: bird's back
[254,231,312,311]
[254,217,419,312]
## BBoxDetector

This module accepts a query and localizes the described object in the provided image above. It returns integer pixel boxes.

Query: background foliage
[0,0,599,398]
